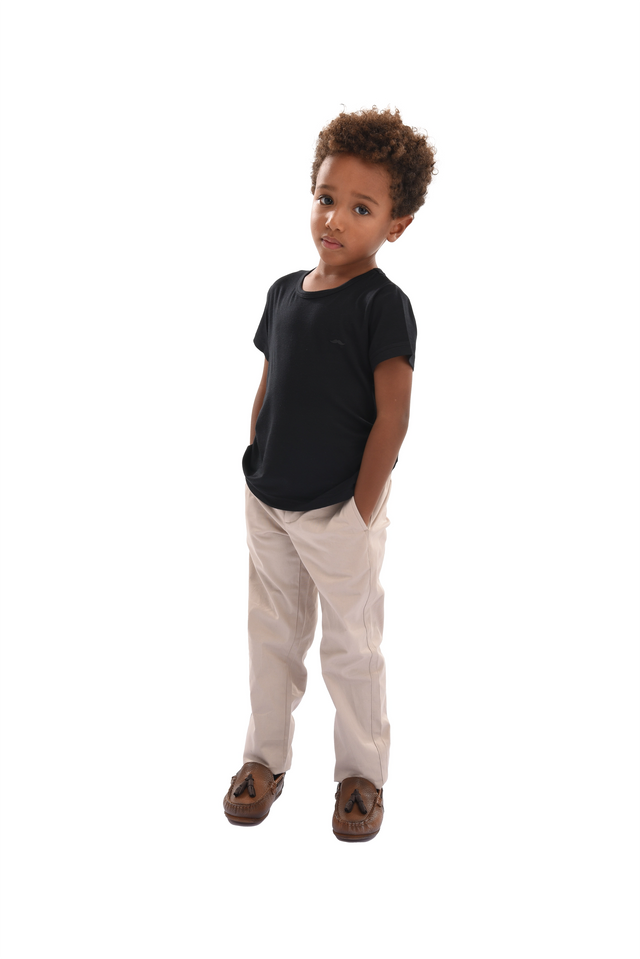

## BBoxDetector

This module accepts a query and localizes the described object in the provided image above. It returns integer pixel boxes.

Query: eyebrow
[317,183,380,206]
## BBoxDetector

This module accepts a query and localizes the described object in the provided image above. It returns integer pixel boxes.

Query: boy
[223,106,436,841]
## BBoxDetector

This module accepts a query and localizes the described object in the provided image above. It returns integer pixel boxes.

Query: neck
[313,256,378,284]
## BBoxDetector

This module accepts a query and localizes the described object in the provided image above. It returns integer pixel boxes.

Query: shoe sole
[225,812,270,826]
[333,829,380,842]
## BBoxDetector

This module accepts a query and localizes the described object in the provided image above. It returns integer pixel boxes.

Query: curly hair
[310,105,437,220]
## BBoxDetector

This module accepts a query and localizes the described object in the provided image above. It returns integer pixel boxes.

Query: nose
[324,207,343,232]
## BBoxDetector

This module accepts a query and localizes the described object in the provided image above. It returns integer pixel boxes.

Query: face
[310,153,412,275]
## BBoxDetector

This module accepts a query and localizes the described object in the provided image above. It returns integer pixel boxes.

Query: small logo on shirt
[330,339,345,346]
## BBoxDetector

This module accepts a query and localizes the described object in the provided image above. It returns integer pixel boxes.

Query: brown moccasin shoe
[332,776,384,842]
[223,762,285,826]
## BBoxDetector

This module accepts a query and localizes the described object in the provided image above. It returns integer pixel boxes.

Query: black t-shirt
[242,267,417,511]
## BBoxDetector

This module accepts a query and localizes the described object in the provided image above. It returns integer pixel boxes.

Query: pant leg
[242,484,318,774]
[285,477,393,788]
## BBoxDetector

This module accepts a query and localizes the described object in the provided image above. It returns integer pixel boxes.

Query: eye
[318,195,333,206]
[355,204,370,216]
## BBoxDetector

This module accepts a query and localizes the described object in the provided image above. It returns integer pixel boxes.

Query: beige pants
[243,476,392,788]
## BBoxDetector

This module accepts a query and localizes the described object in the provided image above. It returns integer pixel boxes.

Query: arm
[353,355,413,527]
[250,358,269,443]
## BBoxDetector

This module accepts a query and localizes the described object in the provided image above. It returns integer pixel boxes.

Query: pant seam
[281,550,314,772]
[362,530,384,786]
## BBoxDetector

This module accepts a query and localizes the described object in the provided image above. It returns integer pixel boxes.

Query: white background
[1,1,638,956]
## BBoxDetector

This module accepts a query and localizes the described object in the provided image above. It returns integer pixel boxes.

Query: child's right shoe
[223,761,285,826]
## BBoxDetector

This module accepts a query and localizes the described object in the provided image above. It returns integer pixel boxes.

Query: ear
[387,214,414,243]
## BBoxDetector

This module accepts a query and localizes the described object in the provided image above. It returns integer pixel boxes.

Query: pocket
[349,495,369,532]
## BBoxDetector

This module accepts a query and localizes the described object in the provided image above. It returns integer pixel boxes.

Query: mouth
[321,236,343,250]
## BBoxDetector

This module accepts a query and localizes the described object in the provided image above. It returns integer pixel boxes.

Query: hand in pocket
[353,496,371,529]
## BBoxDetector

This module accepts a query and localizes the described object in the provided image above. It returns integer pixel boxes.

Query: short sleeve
[253,299,269,359]
[368,283,417,371]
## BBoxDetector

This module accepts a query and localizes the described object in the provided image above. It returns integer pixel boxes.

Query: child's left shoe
[332,777,384,842]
